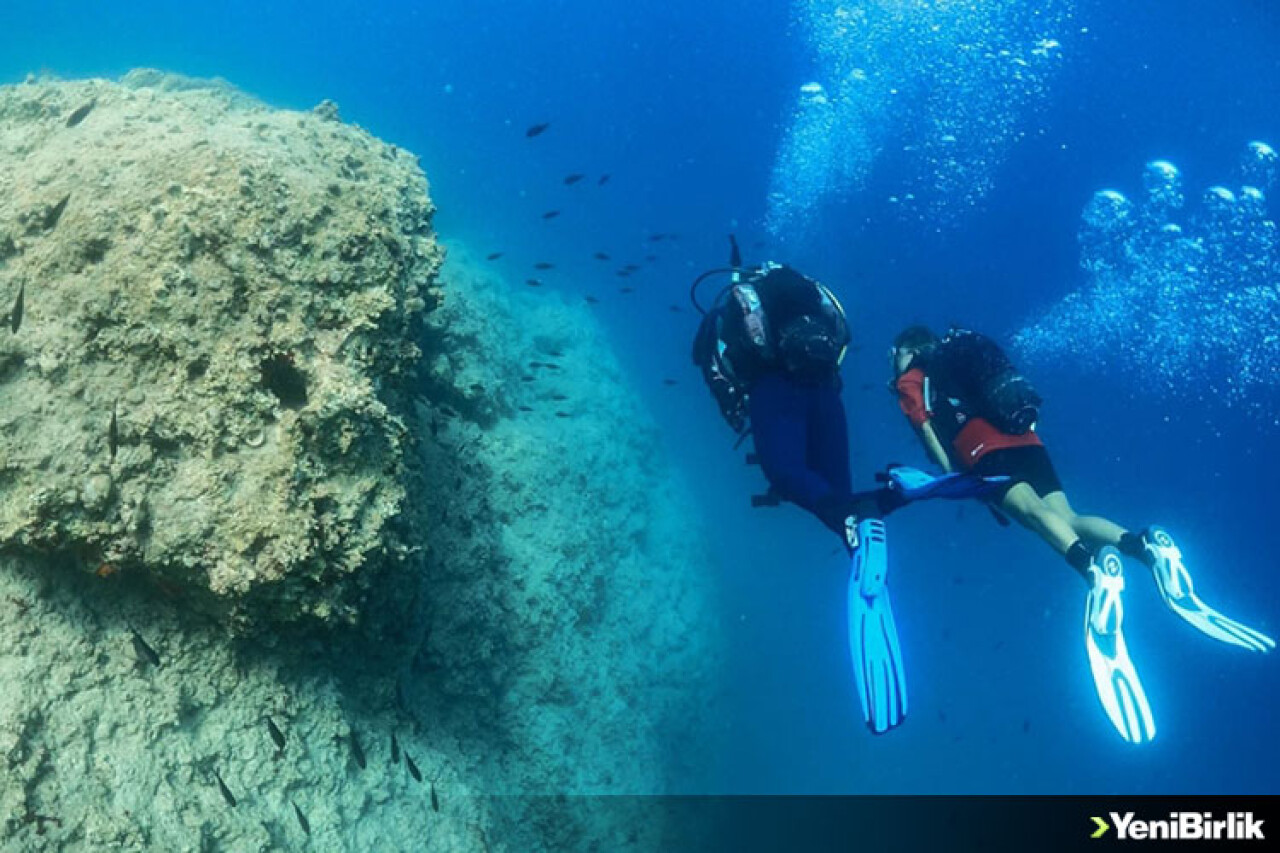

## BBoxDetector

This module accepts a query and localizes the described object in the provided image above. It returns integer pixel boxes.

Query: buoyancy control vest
[692,263,849,434]
[917,328,1042,441]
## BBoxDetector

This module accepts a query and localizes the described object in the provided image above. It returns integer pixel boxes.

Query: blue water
[5,0,1278,795]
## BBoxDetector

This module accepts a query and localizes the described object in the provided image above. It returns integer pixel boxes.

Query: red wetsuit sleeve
[896,368,930,428]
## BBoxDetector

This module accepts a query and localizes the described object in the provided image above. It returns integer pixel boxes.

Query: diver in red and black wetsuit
[889,324,1274,744]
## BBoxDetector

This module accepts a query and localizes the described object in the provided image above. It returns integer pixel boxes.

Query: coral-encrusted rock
[0,72,442,627]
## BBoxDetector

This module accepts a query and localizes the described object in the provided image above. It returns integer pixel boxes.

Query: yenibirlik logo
[1091,812,1265,841]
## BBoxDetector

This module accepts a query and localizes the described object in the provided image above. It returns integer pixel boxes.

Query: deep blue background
[3,1,1276,794]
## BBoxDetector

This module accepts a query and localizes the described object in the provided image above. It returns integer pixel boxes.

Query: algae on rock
[0,72,442,628]
[0,71,723,853]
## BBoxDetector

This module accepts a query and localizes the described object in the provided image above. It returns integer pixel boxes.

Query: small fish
[550,393,568,402]
[266,717,286,751]
[108,404,119,460]
[1023,719,1032,734]
[431,782,440,812]
[520,375,536,382]
[525,122,550,138]
[542,363,561,371]
[43,194,70,230]
[391,732,401,764]
[528,360,543,368]
[648,233,666,242]
[10,280,24,333]
[518,405,533,413]
[622,264,640,272]
[406,753,422,783]
[620,287,634,294]
[616,270,631,278]
[486,252,504,261]
[593,252,610,261]
[533,262,555,270]
[597,174,611,186]
[292,801,310,835]
[668,304,682,313]
[554,411,571,418]
[214,771,237,808]
[525,279,542,287]
[563,173,584,185]
[662,378,678,386]
[350,730,366,769]
[66,99,96,128]
[584,296,599,305]
[644,255,657,262]
[541,210,560,220]
[129,627,160,668]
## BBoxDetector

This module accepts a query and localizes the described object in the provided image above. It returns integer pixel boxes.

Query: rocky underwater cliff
[0,72,722,851]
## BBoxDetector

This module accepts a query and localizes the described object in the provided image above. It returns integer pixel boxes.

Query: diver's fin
[1143,527,1275,652]
[883,465,1009,502]
[1084,548,1156,744]
[848,519,907,734]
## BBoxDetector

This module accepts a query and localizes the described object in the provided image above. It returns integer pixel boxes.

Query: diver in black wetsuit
[690,247,904,547]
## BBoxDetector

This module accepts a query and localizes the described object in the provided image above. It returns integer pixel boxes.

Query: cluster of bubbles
[1015,142,1280,421]
[765,0,1070,241]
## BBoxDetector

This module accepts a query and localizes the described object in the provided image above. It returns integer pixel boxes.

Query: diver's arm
[916,421,953,474]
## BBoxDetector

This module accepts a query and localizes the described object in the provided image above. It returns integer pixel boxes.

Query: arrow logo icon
[1091,816,1110,839]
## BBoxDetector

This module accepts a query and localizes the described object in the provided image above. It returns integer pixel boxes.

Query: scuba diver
[690,239,1005,734]
[889,324,1275,743]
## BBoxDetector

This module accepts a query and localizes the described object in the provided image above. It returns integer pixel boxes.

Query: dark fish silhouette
[486,252,503,261]
[431,782,440,812]
[542,363,561,370]
[663,378,678,386]
[10,281,23,333]
[350,731,366,769]
[266,718,286,751]
[620,287,635,294]
[648,233,666,242]
[550,393,568,402]
[622,264,640,272]
[129,627,160,668]
[644,254,657,262]
[541,210,560,220]
[525,279,542,287]
[563,174,584,185]
[593,252,610,261]
[668,305,682,313]
[108,404,119,460]
[518,405,534,412]
[521,375,536,382]
[598,174,611,186]
[554,411,571,418]
[43,194,70,230]
[292,801,310,835]
[390,732,401,765]
[615,270,631,278]
[525,123,550,138]
[214,771,237,808]
[406,753,422,783]
[584,296,599,305]
[533,262,555,270]
[1023,719,1032,734]
[66,99,96,128]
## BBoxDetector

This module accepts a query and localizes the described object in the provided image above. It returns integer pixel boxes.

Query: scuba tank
[691,237,851,435]
[927,329,1042,435]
